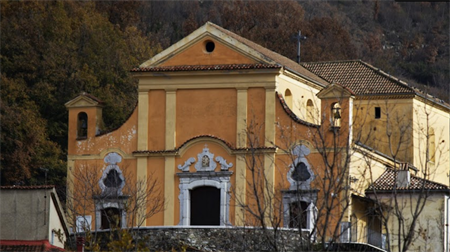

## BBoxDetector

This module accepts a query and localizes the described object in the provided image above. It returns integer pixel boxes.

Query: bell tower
[316,83,354,132]
[65,92,104,154]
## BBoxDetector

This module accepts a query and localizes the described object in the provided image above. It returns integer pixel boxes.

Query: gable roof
[367,169,449,192]
[131,63,281,72]
[207,23,328,86]
[64,92,104,108]
[136,22,328,86]
[301,60,415,96]
[316,83,355,99]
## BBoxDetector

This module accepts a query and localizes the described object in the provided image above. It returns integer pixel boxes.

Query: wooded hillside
[1,1,448,190]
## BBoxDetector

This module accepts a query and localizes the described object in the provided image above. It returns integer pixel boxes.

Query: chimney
[76,237,85,252]
[396,163,410,188]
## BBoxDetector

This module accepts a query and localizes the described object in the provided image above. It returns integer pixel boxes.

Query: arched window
[306,99,314,123]
[77,112,88,138]
[429,127,435,163]
[285,89,293,109]
[94,152,128,230]
[331,103,341,128]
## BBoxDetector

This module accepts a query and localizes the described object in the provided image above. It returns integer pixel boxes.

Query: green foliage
[1,1,160,187]
[1,75,65,186]
[1,0,447,189]
[107,229,150,252]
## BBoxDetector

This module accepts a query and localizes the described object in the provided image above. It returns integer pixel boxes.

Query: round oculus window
[205,41,215,53]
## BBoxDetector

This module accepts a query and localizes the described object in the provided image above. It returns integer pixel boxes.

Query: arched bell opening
[77,112,88,139]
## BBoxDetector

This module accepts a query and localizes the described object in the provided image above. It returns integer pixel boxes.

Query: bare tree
[65,158,164,251]
[363,99,449,252]
[234,92,356,251]
[235,89,448,252]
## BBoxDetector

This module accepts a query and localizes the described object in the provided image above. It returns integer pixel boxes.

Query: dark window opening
[292,162,311,182]
[205,41,215,53]
[368,213,382,247]
[375,107,381,119]
[190,186,220,226]
[77,112,88,138]
[104,170,122,188]
[289,201,308,229]
[101,207,121,229]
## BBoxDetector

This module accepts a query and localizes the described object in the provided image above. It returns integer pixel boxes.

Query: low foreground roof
[367,169,449,192]
[0,240,64,252]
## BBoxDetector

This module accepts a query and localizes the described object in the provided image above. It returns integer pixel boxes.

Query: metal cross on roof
[293,31,307,63]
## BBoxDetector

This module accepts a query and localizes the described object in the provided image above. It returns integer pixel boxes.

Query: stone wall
[70,227,310,251]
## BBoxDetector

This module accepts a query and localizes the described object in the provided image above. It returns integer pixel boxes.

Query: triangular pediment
[140,22,275,67]
[65,93,103,108]
[316,83,354,99]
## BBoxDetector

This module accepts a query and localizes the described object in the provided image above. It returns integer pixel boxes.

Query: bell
[81,119,87,129]
[334,111,341,119]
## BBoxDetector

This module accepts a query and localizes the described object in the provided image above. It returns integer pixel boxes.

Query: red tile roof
[133,134,276,154]
[301,60,415,96]
[367,169,449,192]
[131,64,281,72]
[80,92,104,104]
[0,185,55,190]
[0,240,64,252]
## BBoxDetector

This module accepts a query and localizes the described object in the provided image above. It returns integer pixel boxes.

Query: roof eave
[366,188,450,194]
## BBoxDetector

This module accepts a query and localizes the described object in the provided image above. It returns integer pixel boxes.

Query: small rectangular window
[375,107,381,119]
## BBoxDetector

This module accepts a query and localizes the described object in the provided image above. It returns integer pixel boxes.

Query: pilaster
[234,155,247,226]
[264,154,275,225]
[237,88,248,148]
[265,88,276,146]
[138,92,149,150]
[165,90,177,149]
[136,157,147,226]
[164,156,175,225]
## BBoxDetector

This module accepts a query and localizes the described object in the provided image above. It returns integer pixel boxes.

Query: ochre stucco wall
[412,98,450,186]
[176,89,237,147]
[352,98,414,164]
[68,108,138,155]
[159,37,256,67]
[148,90,166,151]
[276,74,321,123]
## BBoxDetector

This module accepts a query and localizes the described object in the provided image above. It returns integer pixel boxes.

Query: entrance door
[190,186,220,225]
[368,214,382,247]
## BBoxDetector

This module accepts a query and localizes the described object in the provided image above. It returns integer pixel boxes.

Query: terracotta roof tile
[367,169,449,192]
[133,135,276,154]
[0,240,64,252]
[80,92,104,104]
[301,60,415,95]
[132,64,281,72]
[0,185,55,190]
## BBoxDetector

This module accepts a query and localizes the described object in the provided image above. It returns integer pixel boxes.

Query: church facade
[66,22,450,251]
